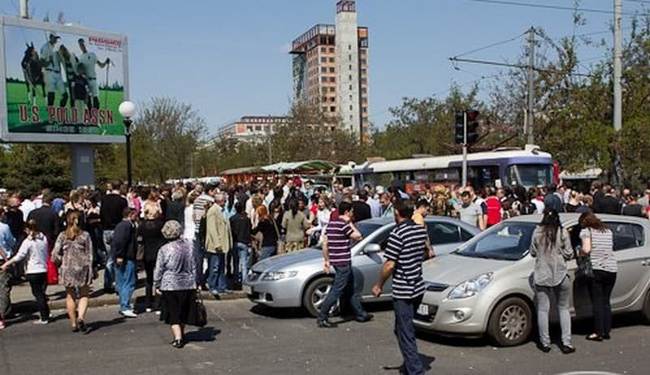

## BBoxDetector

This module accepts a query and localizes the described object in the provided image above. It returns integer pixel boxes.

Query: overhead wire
[467,0,641,16]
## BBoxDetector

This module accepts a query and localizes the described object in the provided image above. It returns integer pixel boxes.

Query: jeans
[318,264,366,321]
[0,269,11,318]
[235,242,251,284]
[193,239,206,286]
[144,259,158,310]
[259,246,277,261]
[588,270,617,337]
[102,230,115,290]
[25,272,49,320]
[393,296,425,375]
[206,252,227,293]
[115,260,136,312]
[536,276,572,346]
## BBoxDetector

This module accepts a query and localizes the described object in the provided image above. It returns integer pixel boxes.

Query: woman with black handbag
[579,212,617,341]
[530,209,575,354]
[154,220,201,349]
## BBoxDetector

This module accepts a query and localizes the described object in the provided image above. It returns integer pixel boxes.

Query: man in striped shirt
[318,201,373,328]
[373,200,428,375]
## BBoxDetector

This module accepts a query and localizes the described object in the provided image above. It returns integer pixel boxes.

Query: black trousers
[393,295,425,375]
[588,270,617,336]
[144,259,159,309]
[25,272,49,320]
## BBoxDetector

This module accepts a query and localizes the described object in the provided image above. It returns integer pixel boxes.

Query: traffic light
[454,111,465,144]
[466,110,480,145]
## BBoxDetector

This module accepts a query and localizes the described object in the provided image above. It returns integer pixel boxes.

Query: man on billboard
[77,38,110,109]
[39,33,67,107]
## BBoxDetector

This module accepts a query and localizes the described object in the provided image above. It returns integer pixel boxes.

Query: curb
[46,291,248,310]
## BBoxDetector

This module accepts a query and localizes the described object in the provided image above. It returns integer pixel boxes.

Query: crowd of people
[0,176,640,357]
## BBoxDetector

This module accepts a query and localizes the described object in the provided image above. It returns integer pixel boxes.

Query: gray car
[414,213,650,346]
[244,216,479,317]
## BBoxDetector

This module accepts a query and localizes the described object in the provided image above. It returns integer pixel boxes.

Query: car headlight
[448,272,493,299]
[262,271,298,281]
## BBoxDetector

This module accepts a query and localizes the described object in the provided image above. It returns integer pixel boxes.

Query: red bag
[46,243,59,285]
[485,197,502,227]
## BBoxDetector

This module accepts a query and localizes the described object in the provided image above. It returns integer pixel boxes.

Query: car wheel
[487,297,533,347]
[303,276,336,318]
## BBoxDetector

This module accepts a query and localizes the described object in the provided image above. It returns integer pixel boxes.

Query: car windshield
[509,164,553,188]
[454,222,536,261]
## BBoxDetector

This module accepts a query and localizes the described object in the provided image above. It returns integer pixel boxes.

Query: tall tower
[336,0,361,139]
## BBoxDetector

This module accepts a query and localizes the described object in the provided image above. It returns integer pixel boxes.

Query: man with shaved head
[205,192,232,297]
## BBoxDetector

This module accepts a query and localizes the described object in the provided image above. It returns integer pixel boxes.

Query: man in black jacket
[113,207,138,318]
[100,183,128,292]
[352,191,372,223]
[229,202,252,288]
[26,193,59,247]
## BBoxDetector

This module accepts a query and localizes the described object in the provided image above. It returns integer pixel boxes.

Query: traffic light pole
[462,111,468,187]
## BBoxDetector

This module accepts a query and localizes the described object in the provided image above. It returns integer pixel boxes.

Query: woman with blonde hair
[252,205,279,260]
[52,211,94,332]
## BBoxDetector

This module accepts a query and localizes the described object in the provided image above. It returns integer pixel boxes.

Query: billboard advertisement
[0,16,128,143]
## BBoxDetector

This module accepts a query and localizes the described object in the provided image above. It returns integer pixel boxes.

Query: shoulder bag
[272,218,285,255]
[187,290,208,327]
[574,228,594,279]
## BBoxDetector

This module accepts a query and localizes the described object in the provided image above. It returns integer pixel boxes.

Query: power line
[453,32,526,58]
[467,0,640,16]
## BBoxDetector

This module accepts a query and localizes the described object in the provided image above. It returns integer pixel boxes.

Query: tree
[128,97,207,183]
[2,144,71,195]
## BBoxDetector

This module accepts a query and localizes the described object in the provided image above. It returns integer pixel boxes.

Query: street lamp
[118,101,136,188]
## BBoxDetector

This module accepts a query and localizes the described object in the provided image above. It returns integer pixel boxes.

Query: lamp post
[118,101,136,188]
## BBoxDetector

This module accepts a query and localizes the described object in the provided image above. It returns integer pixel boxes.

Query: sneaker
[145,308,153,313]
[119,310,138,318]
[355,314,374,323]
[33,319,49,325]
[560,344,576,354]
[0,320,5,330]
[155,310,161,316]
[317,319,336,328]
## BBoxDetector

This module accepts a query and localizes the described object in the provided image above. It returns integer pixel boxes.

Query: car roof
[358,215,479,229]
[503,213,650,225]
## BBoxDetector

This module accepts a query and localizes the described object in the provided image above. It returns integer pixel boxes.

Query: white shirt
[13,233,48,274]
[532,199,545,214]
[78,52,98,79]
[40,42,61,72]
[183,206,195,242]
[367,197,382,218]
[20,199,35,221]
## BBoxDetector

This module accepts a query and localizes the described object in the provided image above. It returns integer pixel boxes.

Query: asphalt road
[0,299,648,375]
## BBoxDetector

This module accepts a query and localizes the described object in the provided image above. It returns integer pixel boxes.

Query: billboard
[0,16,128,143]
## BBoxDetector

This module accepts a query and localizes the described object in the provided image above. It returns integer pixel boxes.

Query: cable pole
[613,0,624,187]
[462,111,468,187]
[19,0,29,18]
[613,0,622,132]
[526,27,535,145]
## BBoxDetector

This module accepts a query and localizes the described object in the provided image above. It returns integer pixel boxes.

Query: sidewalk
[8,269,246,312]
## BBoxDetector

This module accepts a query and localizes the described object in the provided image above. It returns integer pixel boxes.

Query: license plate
[243,285,252,295]
[417,304,429,316]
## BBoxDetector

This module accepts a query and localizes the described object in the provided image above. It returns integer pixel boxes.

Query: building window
[329,67,335,73]
[360,59,367,65]
[362,107,368,113]
[348,44,352,50]
[349,54,352,61]
[321,67,327,73]
[330,87,336,92]
[330,77,336,83]
[321,46,327,53]
[321,77,328,83]
[330,106,336,112]
[329,57,335,63]
[349,94,353,100]
[247,126,253,132]
[349,105,353,111]
[349,85,353,90]
[362,88,367,94]
[321,57,327,63]
[255,126,261,131]
[348,74,352,81]
[349,64,352,71]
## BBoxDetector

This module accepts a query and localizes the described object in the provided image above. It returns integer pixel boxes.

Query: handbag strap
[271,218,281,239]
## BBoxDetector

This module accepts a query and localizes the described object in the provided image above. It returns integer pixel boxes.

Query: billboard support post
[70,143,94,187]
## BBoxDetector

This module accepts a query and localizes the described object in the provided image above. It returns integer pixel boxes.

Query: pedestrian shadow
[85,317,126,334]
[416,330,490,348]
[47,290,67,301]
[185,326,221,343]
[382,354,436,373]
[249,304,309,319]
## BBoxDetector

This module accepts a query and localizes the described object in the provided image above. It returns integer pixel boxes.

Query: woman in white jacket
[1,220,50,324]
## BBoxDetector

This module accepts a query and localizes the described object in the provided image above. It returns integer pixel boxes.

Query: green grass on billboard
[6,80,124,136]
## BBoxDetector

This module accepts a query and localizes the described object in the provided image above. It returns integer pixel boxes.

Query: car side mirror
[363,243,382,255]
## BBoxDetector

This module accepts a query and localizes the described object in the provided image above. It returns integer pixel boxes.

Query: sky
[1,0,647,136]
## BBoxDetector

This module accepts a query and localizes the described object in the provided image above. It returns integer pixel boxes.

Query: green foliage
[0,144,71,195]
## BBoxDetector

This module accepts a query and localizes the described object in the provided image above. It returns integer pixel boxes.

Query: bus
[352,145,556,192]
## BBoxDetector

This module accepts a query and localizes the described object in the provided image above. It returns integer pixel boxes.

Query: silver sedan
[244,216,480,317]
[415,214,650,346]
